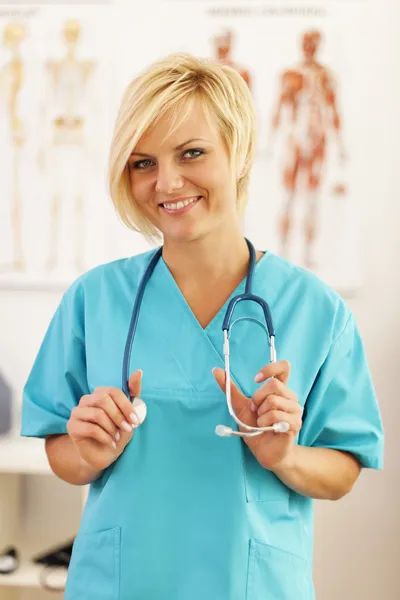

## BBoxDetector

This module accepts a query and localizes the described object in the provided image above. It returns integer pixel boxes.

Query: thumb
[128,369,142,399]
[212,368,257,428]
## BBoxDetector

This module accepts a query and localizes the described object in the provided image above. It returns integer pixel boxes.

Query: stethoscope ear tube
[217,239,288,439]
[216,330,289,438]
[122,248,163,398]
[222,293,275,337]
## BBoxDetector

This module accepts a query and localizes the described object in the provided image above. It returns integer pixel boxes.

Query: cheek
[130,175,153,205]
[197,162,234,195]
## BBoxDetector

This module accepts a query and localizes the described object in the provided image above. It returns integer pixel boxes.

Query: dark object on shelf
[32,538,74,567]
[32,539,75,591]
[0,546,19,574]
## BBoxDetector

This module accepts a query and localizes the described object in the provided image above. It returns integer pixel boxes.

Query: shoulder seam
[60,286,85,344]
[332,311,353,346]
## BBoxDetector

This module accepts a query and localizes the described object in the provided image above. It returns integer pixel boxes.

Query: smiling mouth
[160,196,202,212]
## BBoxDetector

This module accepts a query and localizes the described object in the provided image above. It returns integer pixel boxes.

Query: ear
[238,160,249,179]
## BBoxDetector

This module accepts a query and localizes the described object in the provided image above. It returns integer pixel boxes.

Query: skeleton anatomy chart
[0,7,114,289]
[156,1,365,293]
[39,18,96,274]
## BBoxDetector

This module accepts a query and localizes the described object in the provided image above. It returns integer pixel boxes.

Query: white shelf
[0,274,71,292]
[0,435,51,475]
[0,561,67,589]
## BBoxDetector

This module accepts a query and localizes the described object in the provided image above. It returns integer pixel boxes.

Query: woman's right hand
[66,370,143,472]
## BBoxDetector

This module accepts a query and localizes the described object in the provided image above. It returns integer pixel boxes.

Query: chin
[162,223,208,245]
[163,231,199,245]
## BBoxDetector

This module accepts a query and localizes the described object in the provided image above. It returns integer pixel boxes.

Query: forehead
[135,100,221,152]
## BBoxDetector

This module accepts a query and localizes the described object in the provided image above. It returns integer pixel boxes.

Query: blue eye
[182,148,204,159]
[132,159,153,170]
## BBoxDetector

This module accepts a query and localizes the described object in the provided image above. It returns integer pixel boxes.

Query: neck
[162,225,251,288]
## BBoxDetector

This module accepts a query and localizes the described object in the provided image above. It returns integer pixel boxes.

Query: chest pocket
[242,445,290,503]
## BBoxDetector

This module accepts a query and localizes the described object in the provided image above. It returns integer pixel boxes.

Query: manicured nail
[254,372,263,383]
[212,368,216,374]
[250,401,257,412]
[111,441,117,449]
[121,420,133,432]
[130,412,139,426]
[115,431,120,442]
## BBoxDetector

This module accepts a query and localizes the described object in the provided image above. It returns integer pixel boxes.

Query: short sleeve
[298,313,384,469]
[21,286,89,439]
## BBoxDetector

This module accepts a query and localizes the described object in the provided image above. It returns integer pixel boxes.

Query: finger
[128,369,142,400]
[73,406,119,441]
[256,395,302,418]
[108,387,143,428]
[71,420,117,449]
[212,367,230,400]
[257,409,302,434]
[254,360,291,385]
[252,377,296,406]
[85,390,134,432]
[212,368,256,427]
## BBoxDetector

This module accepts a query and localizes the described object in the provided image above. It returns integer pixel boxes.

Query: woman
[21,53,383,600]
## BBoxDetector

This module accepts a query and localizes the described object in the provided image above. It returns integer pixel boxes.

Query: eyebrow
[130,138,210,157]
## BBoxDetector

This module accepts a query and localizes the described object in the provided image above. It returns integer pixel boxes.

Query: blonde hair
[108,52,257,240]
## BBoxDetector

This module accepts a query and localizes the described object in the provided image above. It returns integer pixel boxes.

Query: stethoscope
[122,238,289,438]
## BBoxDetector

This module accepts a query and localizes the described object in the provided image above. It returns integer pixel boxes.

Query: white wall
[312,1,400,596]
[0,1,398,599]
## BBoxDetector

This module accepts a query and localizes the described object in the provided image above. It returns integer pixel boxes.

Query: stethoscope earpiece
[215,425,232,437]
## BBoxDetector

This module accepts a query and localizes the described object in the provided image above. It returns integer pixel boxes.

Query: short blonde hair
[108,52,257,240]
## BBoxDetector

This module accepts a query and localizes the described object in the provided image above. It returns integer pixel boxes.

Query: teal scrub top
[21,249,384,600]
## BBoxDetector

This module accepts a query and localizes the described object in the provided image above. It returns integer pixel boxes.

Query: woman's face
[128,101,239,243]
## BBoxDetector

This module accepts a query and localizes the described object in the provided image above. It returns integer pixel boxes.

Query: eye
[181,148,205,160]
[130,158,154,170]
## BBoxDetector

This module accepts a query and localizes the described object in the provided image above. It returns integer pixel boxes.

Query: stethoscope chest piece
[131,397,147,427]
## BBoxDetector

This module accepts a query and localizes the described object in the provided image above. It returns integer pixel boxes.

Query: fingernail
[115,431,120,442]
[121,420,133,432]
[111,441,117,449]
[137,369,143,375]
[254,372,263,383]
[212,368,216,374]
[130,412,139,426]
[250,401,257,412]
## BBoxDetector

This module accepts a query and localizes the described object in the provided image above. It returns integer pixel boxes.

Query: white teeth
[163,197,199,210]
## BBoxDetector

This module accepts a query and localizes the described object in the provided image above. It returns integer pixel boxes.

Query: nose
[155,162,184,194]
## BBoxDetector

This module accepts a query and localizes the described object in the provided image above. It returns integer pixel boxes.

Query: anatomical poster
[155,0,377,295]
[0,5,116,290]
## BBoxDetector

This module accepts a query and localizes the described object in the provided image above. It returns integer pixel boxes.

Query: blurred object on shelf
[0,372,12,436]
[0,546,19,575]
[33,538,74,591]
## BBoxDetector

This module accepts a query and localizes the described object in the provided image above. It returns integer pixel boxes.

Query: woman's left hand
[213,361,303,472]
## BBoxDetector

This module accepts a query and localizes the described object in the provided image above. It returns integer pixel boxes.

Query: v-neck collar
[158,250,270,333]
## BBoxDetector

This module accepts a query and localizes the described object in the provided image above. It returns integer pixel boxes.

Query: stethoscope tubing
[122,239,289,437]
